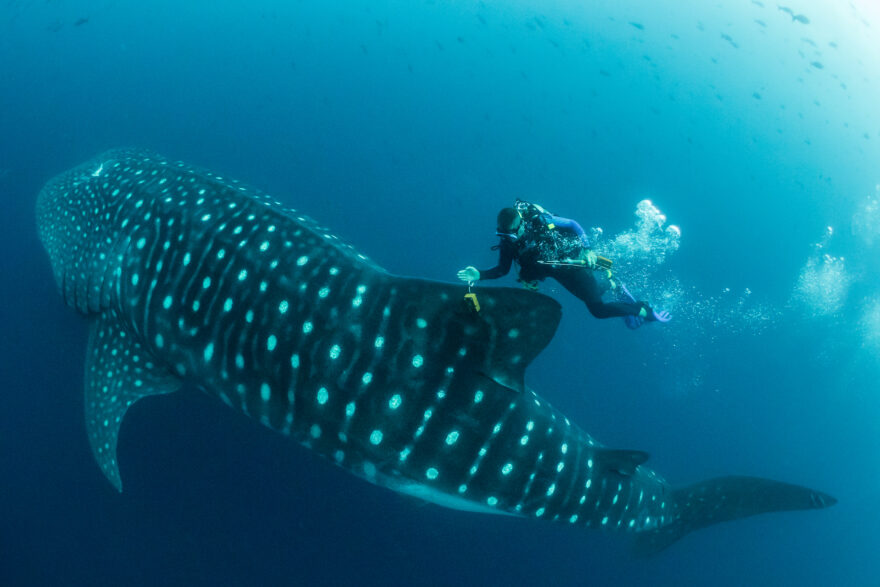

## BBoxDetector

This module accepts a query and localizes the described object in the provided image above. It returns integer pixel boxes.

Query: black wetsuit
[480,217,644,320]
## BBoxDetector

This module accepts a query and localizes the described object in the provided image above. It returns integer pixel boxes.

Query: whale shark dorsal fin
[395,280,562,393]
[474,287,561,392]
[595,449,651,477]
[84,311,180,491]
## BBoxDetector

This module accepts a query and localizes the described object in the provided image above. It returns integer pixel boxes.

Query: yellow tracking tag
[547,223,556,230]
[464,292,481,312]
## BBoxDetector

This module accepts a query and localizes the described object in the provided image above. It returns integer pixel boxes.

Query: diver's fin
[84,311,180,491]
[633,476,837,556]
[595,449,651,476]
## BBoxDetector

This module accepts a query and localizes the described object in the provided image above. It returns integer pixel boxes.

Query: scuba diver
[457,200,671,328]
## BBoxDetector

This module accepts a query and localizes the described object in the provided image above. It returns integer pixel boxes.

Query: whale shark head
[37,153,126,314]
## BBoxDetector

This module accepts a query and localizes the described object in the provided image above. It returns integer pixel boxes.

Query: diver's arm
[551,215,597,267]
[478,242,515,280]
[550,215,590,247]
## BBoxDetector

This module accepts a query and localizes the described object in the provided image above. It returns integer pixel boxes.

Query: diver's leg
[552,268,642,319]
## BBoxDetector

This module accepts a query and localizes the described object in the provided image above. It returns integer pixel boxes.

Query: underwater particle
[791,227,850,317]
[859,297,880,352]
[599,199,681,270]
[852,187,880,246]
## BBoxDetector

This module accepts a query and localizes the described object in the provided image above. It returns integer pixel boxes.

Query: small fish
[753,92,763,100]
[721,33,739,49]
[802,37,816,47]
[778,5,794,16]
[755,19,767,27]
[792,14,810,24]
[74,16,89,27]
[810,61,824,69]
[629,22,644,31]
[752,0,764,6]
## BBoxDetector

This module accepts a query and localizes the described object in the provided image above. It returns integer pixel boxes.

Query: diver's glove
[639,303,672,323]
[457,266,480,284]
[580,249,598,269]
[626,303,671,329]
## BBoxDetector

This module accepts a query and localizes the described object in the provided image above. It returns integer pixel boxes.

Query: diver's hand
[582,249,598,269]
[457,266,480,283]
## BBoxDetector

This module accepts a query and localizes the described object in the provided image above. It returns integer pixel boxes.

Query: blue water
[2,1,878,585]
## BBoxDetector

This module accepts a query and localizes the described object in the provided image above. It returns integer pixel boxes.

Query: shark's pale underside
[37,149,835,554]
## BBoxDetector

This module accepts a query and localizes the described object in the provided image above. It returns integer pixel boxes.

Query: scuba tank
[514,199,584,262]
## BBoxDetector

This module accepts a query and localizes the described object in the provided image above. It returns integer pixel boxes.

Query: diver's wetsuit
[480,215,644,319]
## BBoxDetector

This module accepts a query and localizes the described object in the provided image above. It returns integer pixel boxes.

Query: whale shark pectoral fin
[84,312,180,492]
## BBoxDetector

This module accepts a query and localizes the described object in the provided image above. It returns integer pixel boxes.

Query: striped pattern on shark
[37,149,835,553]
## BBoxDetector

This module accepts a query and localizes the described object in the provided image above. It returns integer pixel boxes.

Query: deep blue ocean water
[2,1,878,585]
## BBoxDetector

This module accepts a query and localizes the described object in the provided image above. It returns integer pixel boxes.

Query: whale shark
[37,149,835,554]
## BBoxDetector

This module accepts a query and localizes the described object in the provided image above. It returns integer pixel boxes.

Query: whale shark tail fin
[633,476,837,556]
